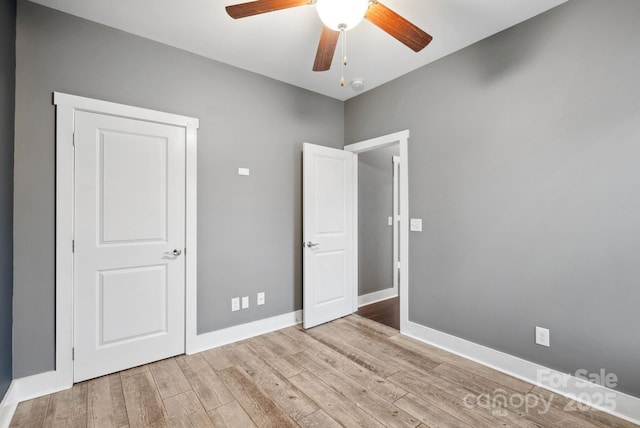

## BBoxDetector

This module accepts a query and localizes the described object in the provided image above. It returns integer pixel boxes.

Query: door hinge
[72,347,75,360]
[72,132,76,146]
[72,240,75,253]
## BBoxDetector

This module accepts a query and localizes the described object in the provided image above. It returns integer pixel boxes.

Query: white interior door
[74,110,186,382]
[303,143,355,329]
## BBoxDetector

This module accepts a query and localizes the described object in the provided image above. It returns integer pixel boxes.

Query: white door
[302,143,355,329]
[74,111,186,382]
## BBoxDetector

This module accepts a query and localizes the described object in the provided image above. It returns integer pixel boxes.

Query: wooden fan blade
[365,1,433,52]
[226,0,310,19]
[313,26,340,71]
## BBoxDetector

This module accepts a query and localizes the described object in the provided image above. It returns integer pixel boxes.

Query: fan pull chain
[340,26,347,87]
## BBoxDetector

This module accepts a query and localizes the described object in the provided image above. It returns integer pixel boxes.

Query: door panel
[303,143,355,329]
[99,265,168,345]
[74,111,185,382]
[100,131,169,243]
[315,251,347,304]
[315,156,346,232]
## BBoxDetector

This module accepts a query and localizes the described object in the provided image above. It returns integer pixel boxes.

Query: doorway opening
[354,145,400,329]
[344,130,410,332]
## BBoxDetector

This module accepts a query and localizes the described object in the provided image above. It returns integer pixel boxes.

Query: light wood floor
[10,315,636,428]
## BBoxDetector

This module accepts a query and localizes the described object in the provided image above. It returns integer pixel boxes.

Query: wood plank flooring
[357,297,400,330]
[10,315,636,428]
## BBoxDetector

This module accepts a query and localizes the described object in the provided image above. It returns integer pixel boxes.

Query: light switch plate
[241,296,249,309]
[238,168,250,176]
[231,298,240,312]
[410,218,422,232]
[257,292,265,305]
[535,326,550,347]
[388,216,393,226]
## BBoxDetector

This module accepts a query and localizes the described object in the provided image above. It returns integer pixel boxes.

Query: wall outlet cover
[231,297,240,312]
[242,296,249,309]
[257,292,265,305]
[410,218,422,232]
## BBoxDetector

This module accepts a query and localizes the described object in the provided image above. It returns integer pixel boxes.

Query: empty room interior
[1,0,639,426]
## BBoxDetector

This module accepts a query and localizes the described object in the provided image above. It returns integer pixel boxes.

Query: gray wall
[358,144,398,296]
[13,0,343,377]
[345,0,640,398]
[0,0,16,399]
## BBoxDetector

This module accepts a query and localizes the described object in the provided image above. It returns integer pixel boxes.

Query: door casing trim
[344,129,410,331]
[54,92,199,387]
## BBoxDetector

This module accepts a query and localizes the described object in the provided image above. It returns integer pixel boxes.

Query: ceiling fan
[225,0,433,74]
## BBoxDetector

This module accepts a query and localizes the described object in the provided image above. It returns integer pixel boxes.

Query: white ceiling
[28,0,568,100]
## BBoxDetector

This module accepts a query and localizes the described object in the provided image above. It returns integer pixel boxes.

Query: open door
[303,143,355,329]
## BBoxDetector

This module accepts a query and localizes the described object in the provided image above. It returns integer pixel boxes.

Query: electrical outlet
[257,292,265,305]
[410,218,422,232]
[231,297,240,312]
[535,326,550,347]
[388,216,393,226]
[242,296,249,309]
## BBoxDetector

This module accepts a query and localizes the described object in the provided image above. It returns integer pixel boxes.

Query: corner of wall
[0,0,17,408]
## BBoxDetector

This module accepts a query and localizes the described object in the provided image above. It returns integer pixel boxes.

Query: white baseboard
[403,320,640,426]
[358,288,398,307]
[0,369,71,428]
[0,381,17,428]
[187,310,302,355]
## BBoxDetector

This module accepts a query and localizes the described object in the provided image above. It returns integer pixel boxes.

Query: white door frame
[392,155,400,297]
[54,92,199,388]
[344,130,410,331]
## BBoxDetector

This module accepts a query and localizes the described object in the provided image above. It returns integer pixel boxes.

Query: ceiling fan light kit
[225,0,433,86]
[315,0,369,31]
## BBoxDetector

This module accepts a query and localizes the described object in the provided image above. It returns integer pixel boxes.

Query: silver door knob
[305,242,319,248]
[171,249,182,256]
